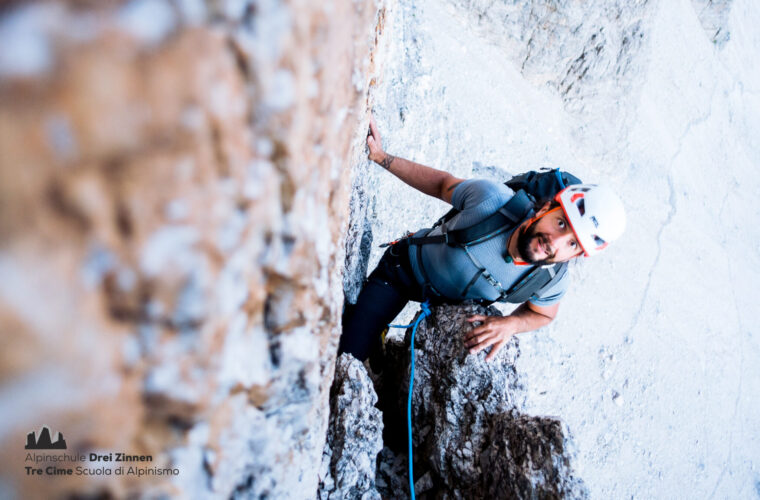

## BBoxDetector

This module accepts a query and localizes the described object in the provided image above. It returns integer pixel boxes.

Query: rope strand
[387,300,431,499]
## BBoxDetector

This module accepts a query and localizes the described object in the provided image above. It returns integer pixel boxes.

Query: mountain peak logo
[25,426,67,450]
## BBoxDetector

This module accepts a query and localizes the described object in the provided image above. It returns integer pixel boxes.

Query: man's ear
[534,201,553,217]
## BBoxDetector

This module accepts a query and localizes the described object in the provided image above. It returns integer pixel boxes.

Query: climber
[338,115,626,363]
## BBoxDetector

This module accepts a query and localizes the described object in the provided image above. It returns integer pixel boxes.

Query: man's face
[516,204,584,265]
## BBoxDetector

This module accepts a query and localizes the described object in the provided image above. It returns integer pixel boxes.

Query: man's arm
[463,301,559,362]
[367,115,464,203]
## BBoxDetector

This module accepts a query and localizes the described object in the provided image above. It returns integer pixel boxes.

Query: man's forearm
[375,152,450,200]
[506,303,555,334]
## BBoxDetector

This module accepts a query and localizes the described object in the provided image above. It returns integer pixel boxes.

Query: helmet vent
[576,198,585,216]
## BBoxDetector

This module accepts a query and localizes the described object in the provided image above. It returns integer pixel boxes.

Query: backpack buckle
[441,223,455,246]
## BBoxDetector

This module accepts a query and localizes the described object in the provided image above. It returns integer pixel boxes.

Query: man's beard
[516,220,557,266]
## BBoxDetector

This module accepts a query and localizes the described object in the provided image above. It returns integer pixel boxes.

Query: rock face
[442,0,653,153]
[691,0,735,47]
[318,305,587,499]
[377,303,587,498]
[0,0,383,498]
[345,0,760,497]
[318,354,383,500]
[437,0,734,155]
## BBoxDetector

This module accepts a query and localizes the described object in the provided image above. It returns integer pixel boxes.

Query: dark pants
[339,240,432,361]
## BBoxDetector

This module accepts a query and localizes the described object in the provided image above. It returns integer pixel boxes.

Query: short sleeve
[451,179,512,211]
[528,272,570,307]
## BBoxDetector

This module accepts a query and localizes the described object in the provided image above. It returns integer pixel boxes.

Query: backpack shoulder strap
[499,262,568,304]
[407,190,533,247]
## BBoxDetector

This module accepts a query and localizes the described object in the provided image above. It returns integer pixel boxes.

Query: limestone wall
[0,1,383,497]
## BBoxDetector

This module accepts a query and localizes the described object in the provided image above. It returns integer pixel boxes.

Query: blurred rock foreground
[0,0,381,497]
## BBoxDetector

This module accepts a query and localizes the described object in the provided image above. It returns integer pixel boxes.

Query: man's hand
[367,115,388,164]
[464,303,557,362]
[464,314,517,362]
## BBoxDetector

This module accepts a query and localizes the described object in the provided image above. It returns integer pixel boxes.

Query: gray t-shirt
[407,179,569,306]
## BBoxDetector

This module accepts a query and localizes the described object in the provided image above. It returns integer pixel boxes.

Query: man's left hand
[367,114,386,163]
[464,314,517,362]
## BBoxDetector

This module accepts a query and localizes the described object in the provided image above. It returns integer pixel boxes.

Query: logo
[590,215,599,228]
[25,426,67,450]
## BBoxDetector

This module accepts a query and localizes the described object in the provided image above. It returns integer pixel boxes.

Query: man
[339,116,626,362]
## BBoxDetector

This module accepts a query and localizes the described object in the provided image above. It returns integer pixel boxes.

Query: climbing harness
[387,300,431,500]
[379,231,415,248]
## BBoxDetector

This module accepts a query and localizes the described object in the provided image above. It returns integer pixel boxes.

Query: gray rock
[318,354,383,500]
[343,165,375,305]
[443,0,653,155]
[481,413,587,499]
[443,0,651,104]
[691,0,734,48]
[376,303,587,498]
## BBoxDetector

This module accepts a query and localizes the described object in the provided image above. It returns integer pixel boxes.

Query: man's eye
[570,241,577,248]
[558,219,565,228]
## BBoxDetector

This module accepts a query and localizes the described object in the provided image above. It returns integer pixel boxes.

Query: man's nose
[548,231,574,248]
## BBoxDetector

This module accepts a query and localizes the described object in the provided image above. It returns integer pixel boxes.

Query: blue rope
[387,300,431,500]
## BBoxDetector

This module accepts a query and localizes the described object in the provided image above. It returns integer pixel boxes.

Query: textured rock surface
[691,0,735,47]
[318,354,383,500]
[377,304,586,498]
[443,0,656,160]
[358,0,760,496]
[3,0,757,497]
[0,0,383,498]
[342,1,397,307]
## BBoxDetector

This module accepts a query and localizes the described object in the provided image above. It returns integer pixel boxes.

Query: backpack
[406,168,582,304]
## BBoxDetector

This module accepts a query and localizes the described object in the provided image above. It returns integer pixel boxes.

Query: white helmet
[555,184,626,257]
